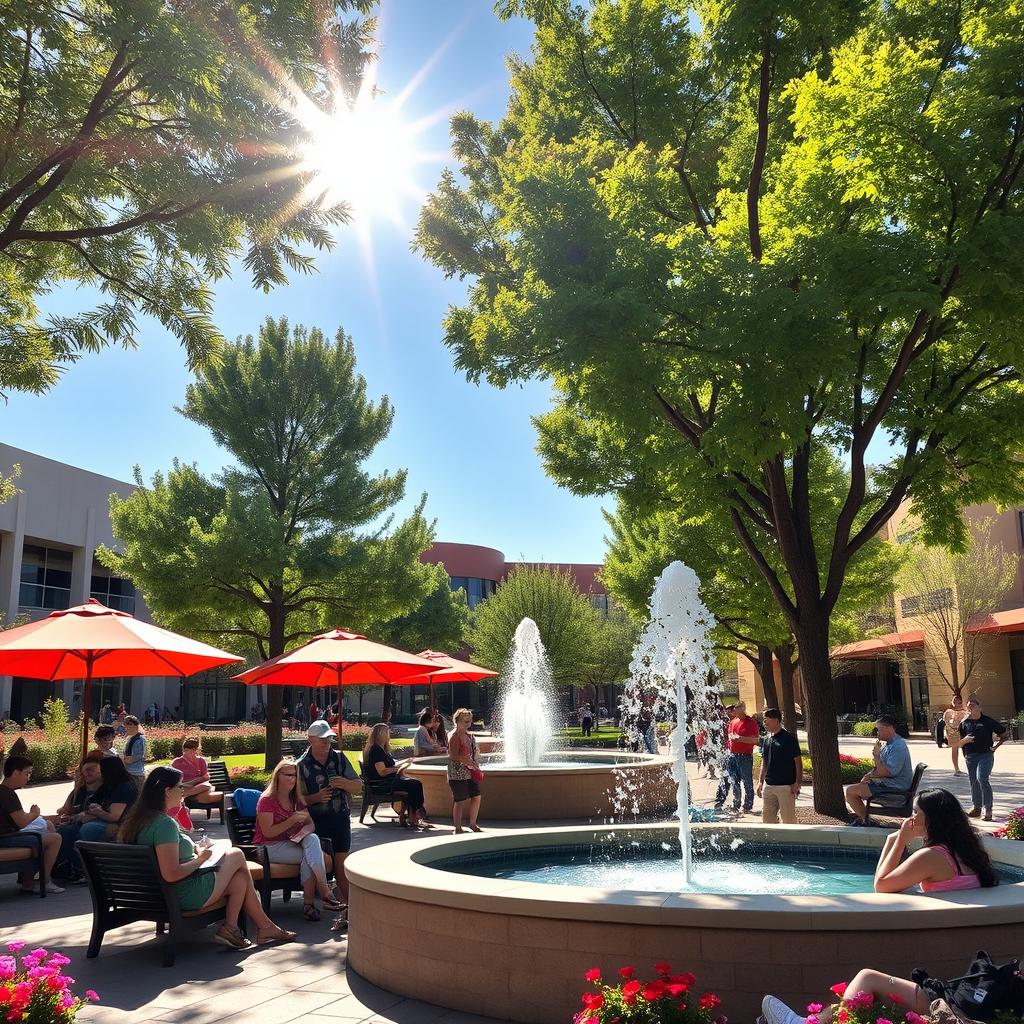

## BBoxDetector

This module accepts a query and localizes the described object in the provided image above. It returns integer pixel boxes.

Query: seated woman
[432,713,449,753]
[412,709,446,758]
[78,756,139,843]
[873,787,996,894]
[51,755,104,879]
[254,759,343,922]
[363,723,429,829]
[118,767,296,949]
[171,736,222,806]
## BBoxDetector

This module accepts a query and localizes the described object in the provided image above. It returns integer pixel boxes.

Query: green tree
[467,565,597,689]
[0,1,373,396]
[99,317,438,766]
[416,1,1024,814]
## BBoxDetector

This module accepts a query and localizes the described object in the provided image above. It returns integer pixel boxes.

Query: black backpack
[913,952,1024,1021]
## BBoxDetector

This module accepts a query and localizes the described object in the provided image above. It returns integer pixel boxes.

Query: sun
[300,99,422,222]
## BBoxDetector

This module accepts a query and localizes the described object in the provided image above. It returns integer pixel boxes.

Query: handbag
[470,768,484,782]
[913,952,1024,1021]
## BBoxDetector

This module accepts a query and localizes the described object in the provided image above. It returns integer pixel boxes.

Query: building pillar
[0,494,26,720]
[65,507,97,707]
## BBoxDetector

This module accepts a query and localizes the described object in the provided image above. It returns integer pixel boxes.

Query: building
[738,501,1024,728]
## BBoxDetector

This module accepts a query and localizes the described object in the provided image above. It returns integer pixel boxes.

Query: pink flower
[48,954,70,968]
[807,1004,824,1014]
[876,1017,894,1024]
[5,944,24,953]
[28,949,47,961]
[0,958,15,981]
[85,991,99,1002]
[806,1016,820,1024]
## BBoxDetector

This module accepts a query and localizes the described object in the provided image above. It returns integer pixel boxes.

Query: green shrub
[149,736,176,760]
[229,768,271,790]
[852,721,877,737]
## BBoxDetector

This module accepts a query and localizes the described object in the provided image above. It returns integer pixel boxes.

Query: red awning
[831,629,925,660]
[967,607,1024,636]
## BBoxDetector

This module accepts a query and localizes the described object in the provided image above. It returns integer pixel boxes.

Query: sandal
[256,926,297,945]
[321,894,345,912]
[304,903,321,922]
[214,924,251,949]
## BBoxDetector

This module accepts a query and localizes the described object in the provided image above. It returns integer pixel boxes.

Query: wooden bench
[76,841,240,967]
[224,804,333,913]
[184,759,230,824]
[0,832,45,897]
[866,762,928,822]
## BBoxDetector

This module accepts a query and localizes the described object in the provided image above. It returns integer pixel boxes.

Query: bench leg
[86,919,105,959]
[162,938,178,968]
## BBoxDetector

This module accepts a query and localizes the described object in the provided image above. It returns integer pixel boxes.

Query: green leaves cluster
[0,0,374,396]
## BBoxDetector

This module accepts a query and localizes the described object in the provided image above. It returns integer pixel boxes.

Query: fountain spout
[498,618,556,767]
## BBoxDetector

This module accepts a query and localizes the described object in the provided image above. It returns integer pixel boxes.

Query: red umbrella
[231,629,436,737]
[0,599,243,757]
[403,650,499,712]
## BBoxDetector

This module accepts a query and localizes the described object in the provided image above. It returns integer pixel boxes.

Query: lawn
[157,751,362,772]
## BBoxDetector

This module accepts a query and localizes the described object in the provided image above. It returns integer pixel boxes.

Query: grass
[156,751,362,772]
[555,726,622,749]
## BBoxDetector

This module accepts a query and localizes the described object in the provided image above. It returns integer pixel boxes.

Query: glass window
[90,565,136,614]
[18,543,73,611]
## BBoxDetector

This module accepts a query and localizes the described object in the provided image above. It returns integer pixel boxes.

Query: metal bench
[358,760,408,825]
[865,762,928,822]
[184,759,229,823]
[0,832,45,897]
[224,805,333,913]
[76,841,240,967]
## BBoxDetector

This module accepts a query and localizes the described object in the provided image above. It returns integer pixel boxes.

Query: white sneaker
[45,882,65,894]
[763,995,805,1024]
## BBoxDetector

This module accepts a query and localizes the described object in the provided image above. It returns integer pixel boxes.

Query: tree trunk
[264,595,286,769]
[776,645,798,735]
[796,621,845,817]
[756,644,779,712]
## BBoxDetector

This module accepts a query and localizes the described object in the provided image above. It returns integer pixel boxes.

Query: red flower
[654,961,672,976]
[585,968,602,983]
[667,983,689,998]
[699,993,722,1011]
[619,967,636,980]
[582,993,605,1011]
[673,973,697,988]
[831,983,849,997]
[622,980,642,1005]
[643,980,667,1002]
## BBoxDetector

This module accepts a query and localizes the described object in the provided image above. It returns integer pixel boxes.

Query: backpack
[913,952,1024,1021]
[232,788,261,818]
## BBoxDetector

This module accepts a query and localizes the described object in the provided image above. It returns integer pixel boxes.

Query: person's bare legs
[202,849,289,936]
[332,852,349,904]
[453,799,466,833]
[952,743,961,774]
[845,782,870,822]
[18,832,61,889]
[844,969,929,1013]
[468,796,482,830]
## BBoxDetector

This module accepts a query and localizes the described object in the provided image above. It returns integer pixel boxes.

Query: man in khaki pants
[756,708,803,824]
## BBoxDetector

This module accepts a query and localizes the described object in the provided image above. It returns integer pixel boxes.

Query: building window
[590,593,609,614]
[90,567,136,614]
[19,543,73,610]
[900,588,953,618]
[448,575,497,610]
[896,527,920,545]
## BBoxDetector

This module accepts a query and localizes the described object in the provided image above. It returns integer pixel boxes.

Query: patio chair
[865,762,928,822]
[358,759,409,825]
[0,832,45,897]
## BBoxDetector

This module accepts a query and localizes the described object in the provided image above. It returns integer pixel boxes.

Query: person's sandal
[214,924,251,949]
[304,903,321,921]
[322,894,345,912]
[256,926,297,945]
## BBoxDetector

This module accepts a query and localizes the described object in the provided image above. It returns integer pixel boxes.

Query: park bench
[184,758,230,824]
[76,841,240,967]
[224,803,333,913]
[283,737,310,758]
[865,762,928,823]
[0,832,45,897]
[358,759,408,825]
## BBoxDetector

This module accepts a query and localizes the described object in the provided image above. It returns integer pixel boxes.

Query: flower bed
[1,941,99,1021]
[993,807,1024,840]
[576,962,724,1024]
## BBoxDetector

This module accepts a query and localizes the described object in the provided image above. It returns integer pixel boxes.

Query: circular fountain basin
[346,822,1024,1024]
[403,751,676,820]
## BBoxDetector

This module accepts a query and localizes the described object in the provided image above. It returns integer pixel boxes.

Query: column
[0,494,26,719]
[66,507,96,707]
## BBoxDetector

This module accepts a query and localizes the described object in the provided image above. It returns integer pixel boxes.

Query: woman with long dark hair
[874,787,996,893]
[118,767,297,948]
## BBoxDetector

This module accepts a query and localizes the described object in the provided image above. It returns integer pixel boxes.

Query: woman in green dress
[118,767,296,949]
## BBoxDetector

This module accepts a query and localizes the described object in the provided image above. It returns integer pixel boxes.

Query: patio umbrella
[231,629,436,737]
[403,650,499,713]
[0,599,244,757]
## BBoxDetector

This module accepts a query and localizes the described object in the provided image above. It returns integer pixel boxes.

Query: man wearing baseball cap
[296,720,361,923]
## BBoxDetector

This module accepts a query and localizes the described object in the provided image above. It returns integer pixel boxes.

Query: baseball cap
[307,719,335,739]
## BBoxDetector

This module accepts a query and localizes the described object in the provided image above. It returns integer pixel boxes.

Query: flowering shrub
[807,982,921,1024]
[0,942,98,1022]
[575,962,725,1024]
[992,807,1024,840]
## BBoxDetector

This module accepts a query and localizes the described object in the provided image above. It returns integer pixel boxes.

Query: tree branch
[747,35,772,262]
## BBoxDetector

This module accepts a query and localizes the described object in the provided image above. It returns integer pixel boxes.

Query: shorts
[868,778,904,795]
[448,778,481,802]
[311,810,352,854]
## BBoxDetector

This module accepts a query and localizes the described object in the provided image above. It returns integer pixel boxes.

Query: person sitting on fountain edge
[845,714,913,826]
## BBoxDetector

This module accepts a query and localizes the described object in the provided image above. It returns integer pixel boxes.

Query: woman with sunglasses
[255,758,343,921]
[118,766,296,949]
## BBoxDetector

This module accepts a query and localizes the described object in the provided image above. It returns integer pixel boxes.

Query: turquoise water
[435,841,1024,896]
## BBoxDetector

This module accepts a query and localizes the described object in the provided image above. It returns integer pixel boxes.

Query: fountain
[348,563,1024,1023]
[402,616,676,820]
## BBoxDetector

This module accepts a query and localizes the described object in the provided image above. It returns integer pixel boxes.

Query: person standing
[448,709,483,834]
[943,695,968,776]
[122,715,147,780]
[756,708,803,824]
[723,702,759,814]
[579,703,593,738]
[713,705,737,809]
[953,695,1007,822]
[844,714,913,826]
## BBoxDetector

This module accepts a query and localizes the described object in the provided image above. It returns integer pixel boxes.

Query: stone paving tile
[206,989,342,1024]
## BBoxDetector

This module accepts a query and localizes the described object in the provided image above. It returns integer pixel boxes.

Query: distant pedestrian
[122,716,147,779]
[952,695,1007,822]
[713,705,737,808]
[579,703,593,738]
[756,708,802,824]
[943,695,968,776]
[719,702,758,814]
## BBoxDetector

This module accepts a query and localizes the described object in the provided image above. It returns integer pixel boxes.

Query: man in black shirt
[756,708,803,824]
[953,695,1006,821]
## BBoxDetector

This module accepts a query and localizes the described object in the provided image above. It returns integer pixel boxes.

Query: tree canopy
[99,316,439,764]
[0,0,373,396]
[417,0,1024,814]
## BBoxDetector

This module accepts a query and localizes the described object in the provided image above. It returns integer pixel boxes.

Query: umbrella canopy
[403,650,500,713]
[0,599,243,756]
[231,629,436,736]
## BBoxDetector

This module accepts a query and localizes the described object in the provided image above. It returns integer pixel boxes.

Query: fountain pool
[347,822,1024,1024]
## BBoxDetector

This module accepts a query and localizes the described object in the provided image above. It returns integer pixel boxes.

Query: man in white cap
[296,720,361,923]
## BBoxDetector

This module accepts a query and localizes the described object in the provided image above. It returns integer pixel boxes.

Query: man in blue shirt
[845,715,912,826]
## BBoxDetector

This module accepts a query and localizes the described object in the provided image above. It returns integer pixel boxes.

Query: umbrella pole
[431,682,437,714]
[80,656,94,760]
[336,665,343,742]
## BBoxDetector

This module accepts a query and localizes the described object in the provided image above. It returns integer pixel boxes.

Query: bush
[851,721,877,737]
[338,726,372,751]
[994,807,1024,840]
[229,766,271,790]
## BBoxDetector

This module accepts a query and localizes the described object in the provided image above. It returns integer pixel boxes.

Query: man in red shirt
[724,701,760,814]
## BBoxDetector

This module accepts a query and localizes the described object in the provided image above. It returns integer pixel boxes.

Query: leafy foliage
[0,0,373,395]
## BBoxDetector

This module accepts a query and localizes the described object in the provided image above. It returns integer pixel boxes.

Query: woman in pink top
[170,737,221,807]
[874,788,996,893]
[254,758,342,921]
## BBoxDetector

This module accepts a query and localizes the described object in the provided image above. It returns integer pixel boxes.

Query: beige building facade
[738,501,1024,729]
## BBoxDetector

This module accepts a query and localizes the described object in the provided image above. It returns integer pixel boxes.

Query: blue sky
[1,2,610,565]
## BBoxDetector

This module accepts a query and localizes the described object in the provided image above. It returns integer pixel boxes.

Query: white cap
[307,719,334,739]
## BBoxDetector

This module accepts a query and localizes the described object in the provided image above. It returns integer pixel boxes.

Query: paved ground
[3,733,1022,1023]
